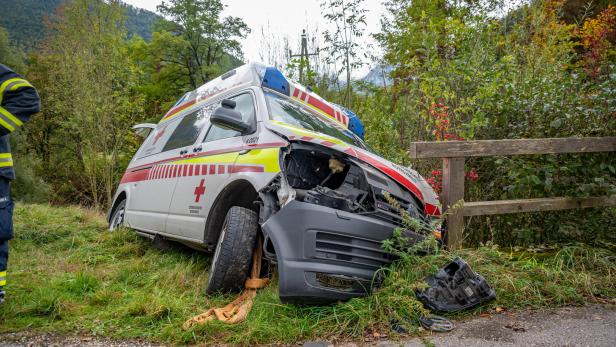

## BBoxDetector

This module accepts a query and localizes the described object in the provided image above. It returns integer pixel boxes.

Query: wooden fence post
[441,158,465,249]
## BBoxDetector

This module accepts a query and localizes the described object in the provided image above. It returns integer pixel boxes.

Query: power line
[289,29,319,84]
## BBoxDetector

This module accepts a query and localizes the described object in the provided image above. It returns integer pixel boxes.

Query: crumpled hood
[266,121,441,216]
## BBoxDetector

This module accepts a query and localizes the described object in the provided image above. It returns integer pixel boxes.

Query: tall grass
[1,204,614,345]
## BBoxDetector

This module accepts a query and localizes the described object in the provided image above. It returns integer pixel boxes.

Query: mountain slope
[0,0,159,50]
[361,64,393,87]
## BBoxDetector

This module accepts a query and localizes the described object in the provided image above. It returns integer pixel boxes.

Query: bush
[10,153,52,203]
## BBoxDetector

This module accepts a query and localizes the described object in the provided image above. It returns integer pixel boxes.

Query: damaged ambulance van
[108,63,442,304]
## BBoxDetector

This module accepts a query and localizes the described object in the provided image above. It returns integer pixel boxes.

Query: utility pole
[289,29,319,85]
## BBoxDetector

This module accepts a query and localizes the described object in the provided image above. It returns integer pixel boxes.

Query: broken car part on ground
[417,257,496,312]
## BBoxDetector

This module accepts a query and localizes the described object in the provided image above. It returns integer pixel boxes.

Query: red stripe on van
[162,99,197,121]
[355,150,424,202]
[228,165,264,173]
[120,168,150,184]
[308,96,335,119]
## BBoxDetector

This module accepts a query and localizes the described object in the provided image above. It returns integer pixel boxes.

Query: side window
[162,108,210,152]
[204,93,255,143]
[137,119,181,159]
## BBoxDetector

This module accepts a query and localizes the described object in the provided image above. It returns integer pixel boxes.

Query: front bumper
[261,199,396,304]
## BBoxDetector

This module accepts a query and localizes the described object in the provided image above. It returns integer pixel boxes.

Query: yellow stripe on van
[270,120,346,146]
[172,147,280,173]
[234,147,280,173]
[173,152,238,165]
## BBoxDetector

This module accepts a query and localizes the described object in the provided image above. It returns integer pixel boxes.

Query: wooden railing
[408,137,616,249]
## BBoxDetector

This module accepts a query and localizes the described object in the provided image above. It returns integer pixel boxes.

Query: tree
[26,0,144,207]
[0,26,25,72]
[155,0,250,89]
[129,32,194,118]
[321,0,367,106]
[257,23,291,71]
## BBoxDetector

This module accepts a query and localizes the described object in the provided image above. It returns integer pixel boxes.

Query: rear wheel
[108,200,126,231]
[206,206,258,294]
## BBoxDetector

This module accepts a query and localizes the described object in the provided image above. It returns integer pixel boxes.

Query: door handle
[193,147,202,153]
[179,149,188,155]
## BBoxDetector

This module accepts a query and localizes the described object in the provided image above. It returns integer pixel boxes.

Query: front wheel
[108,200,126,231]
[206,206,258,294]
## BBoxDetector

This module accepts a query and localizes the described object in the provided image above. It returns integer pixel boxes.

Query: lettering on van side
[188,205,203,214]
[245,136,259,144]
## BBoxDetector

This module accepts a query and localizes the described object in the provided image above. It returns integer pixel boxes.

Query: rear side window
[137,119,181,159]
[162,109,209,152]
[203,93,255,143]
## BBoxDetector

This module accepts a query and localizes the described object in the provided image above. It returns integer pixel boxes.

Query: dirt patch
[0,331,167,347]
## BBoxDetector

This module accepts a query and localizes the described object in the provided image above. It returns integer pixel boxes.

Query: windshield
[265,91,369,150]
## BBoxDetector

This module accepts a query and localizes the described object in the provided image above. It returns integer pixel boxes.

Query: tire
[108,200,126,231]
[206,206,258,294]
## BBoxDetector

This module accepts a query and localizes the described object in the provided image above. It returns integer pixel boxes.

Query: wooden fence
[408,137,616,249]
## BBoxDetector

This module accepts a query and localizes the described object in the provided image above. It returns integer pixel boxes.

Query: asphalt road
[1,305,615,346]
[373,304,616,347]
[421,304,616,347]
[312,304,616,347]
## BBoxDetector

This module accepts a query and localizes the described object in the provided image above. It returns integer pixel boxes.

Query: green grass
[0,204,615,345]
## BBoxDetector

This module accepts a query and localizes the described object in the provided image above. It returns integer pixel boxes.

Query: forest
[0,0,615,247]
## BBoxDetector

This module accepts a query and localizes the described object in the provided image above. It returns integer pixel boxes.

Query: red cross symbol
[152,126,167,145]
[194,179,206,203]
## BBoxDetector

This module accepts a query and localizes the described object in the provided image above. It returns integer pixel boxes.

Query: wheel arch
[203,178,260,251]
[108,189,128,223]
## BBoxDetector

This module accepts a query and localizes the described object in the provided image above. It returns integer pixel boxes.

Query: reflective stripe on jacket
[0,64,40,180]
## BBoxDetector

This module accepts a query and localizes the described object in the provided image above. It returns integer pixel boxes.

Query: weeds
[0,204,615,345]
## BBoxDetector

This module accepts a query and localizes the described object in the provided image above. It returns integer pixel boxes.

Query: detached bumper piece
[416,257,496,312]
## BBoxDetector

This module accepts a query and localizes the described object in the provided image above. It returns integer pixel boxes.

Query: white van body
[109,63,441,303]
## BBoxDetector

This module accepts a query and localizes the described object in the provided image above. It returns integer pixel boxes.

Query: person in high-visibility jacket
[0,64,40,304]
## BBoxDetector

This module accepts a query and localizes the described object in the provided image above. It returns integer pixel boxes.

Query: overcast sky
[123,0,385,77]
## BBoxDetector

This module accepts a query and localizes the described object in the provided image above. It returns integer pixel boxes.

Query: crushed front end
[259,142,440,304]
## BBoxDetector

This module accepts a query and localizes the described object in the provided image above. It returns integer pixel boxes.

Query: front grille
[313,272,372,293]
[371,190,426,227]
[315,231,393,270]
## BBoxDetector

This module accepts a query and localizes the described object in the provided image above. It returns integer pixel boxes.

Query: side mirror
[132,123,156,138]
[211,99,251,134]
